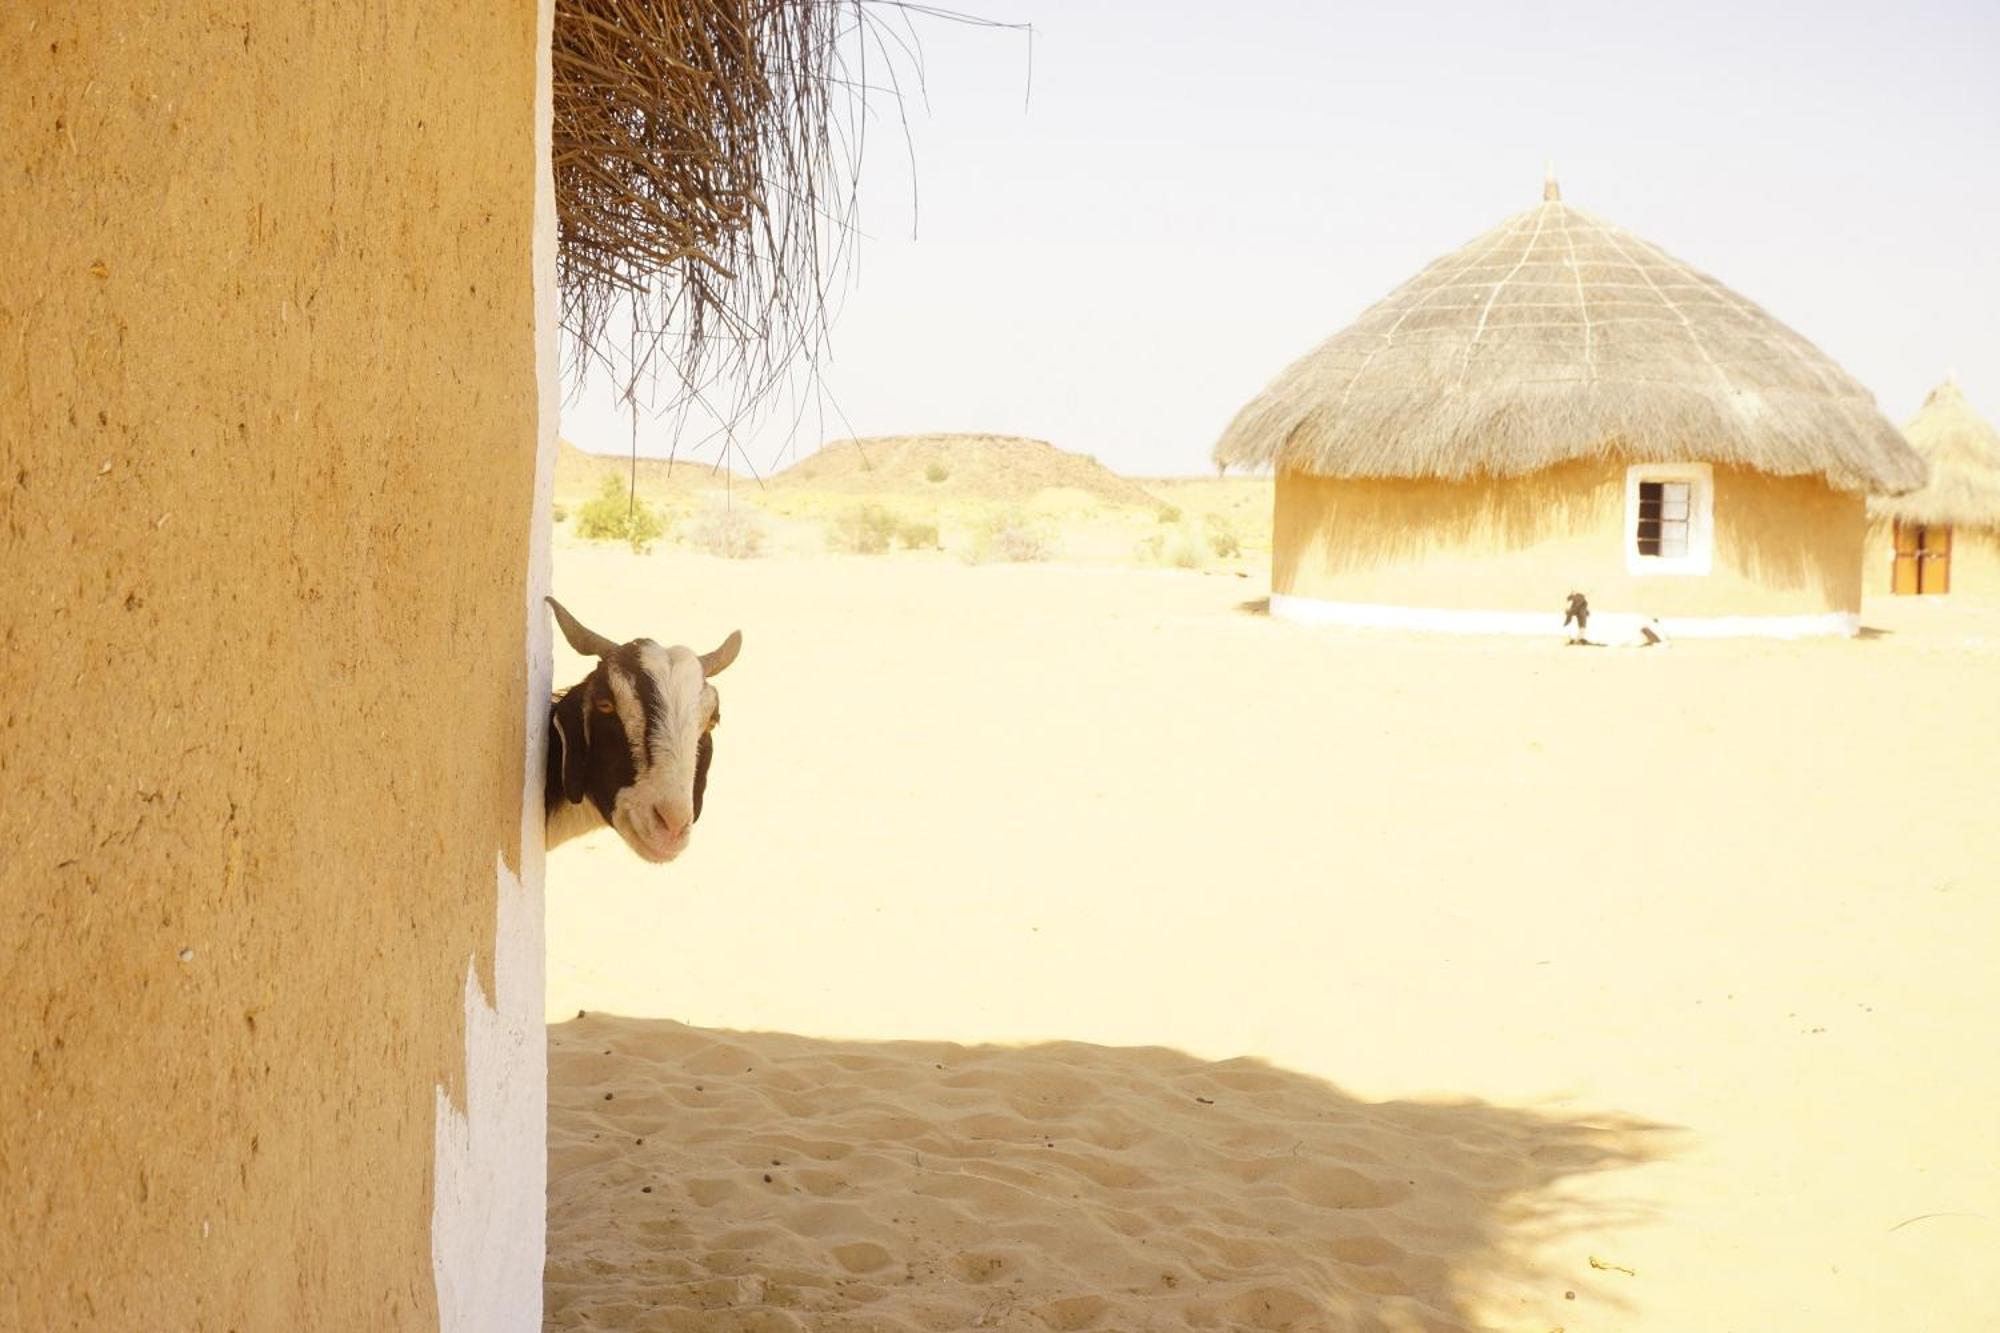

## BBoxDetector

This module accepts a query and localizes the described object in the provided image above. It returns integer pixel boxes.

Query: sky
[559,0,2000,478]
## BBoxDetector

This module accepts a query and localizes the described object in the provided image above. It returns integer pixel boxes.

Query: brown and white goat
[545,596,741,862]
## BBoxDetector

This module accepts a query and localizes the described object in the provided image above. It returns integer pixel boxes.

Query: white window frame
[1624,462,1713,576]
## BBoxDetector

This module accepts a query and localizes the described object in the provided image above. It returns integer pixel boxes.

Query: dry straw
[553,2,1020,408]
[554,0,859,398]
[1870,377,2000,529]
[1214,178,1925,495]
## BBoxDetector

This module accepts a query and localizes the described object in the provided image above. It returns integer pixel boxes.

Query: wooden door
[1892,521,1921,594]
[1920,524,1953,595]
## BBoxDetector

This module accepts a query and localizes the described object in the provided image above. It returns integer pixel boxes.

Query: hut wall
[2,4,551,1330]
[1271,461,1863,632]
[1863,520,2000,600]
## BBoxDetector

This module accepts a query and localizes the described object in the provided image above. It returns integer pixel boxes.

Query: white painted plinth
[1269,593,1858,640]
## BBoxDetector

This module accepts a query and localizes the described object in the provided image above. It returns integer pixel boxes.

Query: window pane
[1635,475,1700,561]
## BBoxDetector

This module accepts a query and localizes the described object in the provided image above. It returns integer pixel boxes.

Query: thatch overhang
[1870,378,2000,530]
[552,0,866,392]
[1214,177,1925,495]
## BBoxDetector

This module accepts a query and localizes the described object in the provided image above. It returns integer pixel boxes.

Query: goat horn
[699,630,742,678]
[546,596,621,658]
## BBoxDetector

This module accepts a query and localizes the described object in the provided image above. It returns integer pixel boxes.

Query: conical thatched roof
[1214,177,1924,494]
[1870,378,2000,530]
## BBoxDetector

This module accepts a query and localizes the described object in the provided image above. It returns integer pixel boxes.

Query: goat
[1560,593,1669,649]
[544,596,742,862]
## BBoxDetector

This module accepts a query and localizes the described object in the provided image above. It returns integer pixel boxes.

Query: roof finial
[1543,160,1561,203]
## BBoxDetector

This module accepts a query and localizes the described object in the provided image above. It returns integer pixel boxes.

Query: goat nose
[654,800,691,838]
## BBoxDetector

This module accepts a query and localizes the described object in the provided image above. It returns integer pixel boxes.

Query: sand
[544,541,2000,1331]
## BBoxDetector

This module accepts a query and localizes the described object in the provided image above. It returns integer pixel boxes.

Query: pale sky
[560,0,2000,478]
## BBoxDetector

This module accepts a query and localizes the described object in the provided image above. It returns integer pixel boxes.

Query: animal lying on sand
[1562,593,1669,648]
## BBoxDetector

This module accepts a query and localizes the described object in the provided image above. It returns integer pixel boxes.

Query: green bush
[1156,504,1182,524]
[923,461,950,484]
[687,502,765,559]
[895,519,940,550]
[1203,514,1242,559]
[827,503,899,554]
[574,476,669,553]
[551,501,569,524]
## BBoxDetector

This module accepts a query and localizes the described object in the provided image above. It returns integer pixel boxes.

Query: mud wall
[1863,519,2000,601]
[1,3,543,1327]
[1273,460,1864,620]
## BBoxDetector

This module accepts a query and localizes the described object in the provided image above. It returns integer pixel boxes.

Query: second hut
[1214,174,1924,638]
[1867,376,2000,599]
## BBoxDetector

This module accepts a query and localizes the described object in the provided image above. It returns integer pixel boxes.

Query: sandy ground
[544,542,2000,1332]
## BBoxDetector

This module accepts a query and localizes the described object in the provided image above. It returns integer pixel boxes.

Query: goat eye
[594,698,616,715]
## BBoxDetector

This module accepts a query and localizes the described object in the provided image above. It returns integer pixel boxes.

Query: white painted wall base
[1269,593,1859,640]
[432,0,556,1325]
[432,855,546,1331]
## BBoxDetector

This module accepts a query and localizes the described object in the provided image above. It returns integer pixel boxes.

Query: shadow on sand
[545,1017,1671,1332]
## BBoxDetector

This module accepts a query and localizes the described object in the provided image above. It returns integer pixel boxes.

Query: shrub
[574,476,669,553]
[895,518,940,550]
[969,510,1053,563]
[923,461,950,484]
[1203,514,1242,559]
[551,501,569,524]
[1137,520,1205,570]
[827,503,899,554]
[1156,504,1182,524]
[687,502,765,559]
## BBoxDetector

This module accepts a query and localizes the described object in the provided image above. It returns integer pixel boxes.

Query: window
[1635,480,1691,558]
[1624,463,1712,575]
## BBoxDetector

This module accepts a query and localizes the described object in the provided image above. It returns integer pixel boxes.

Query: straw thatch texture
[1214,194,1924,494]
[553,0,862,394]
[1870,378,2000,529]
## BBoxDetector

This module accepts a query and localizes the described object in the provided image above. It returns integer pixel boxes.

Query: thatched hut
[1214,174,1924,638]
[1867,377,2000,598]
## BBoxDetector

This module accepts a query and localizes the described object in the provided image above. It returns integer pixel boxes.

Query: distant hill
[770,434,1163,510]
[555,440,738,498]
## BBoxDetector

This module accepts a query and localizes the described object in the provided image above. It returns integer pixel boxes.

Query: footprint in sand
[1329,1234,1403,1266]
[1033,1294,1110,1330]
[1217,1286,1324,1330]
[1291,1164,1409,1210]
[830,1240,894,1274]
[684,1177,737,1207]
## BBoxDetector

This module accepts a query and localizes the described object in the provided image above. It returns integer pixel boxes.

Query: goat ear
[699,630,742,678]
[547,596,621,658]
[550,690,589,805]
